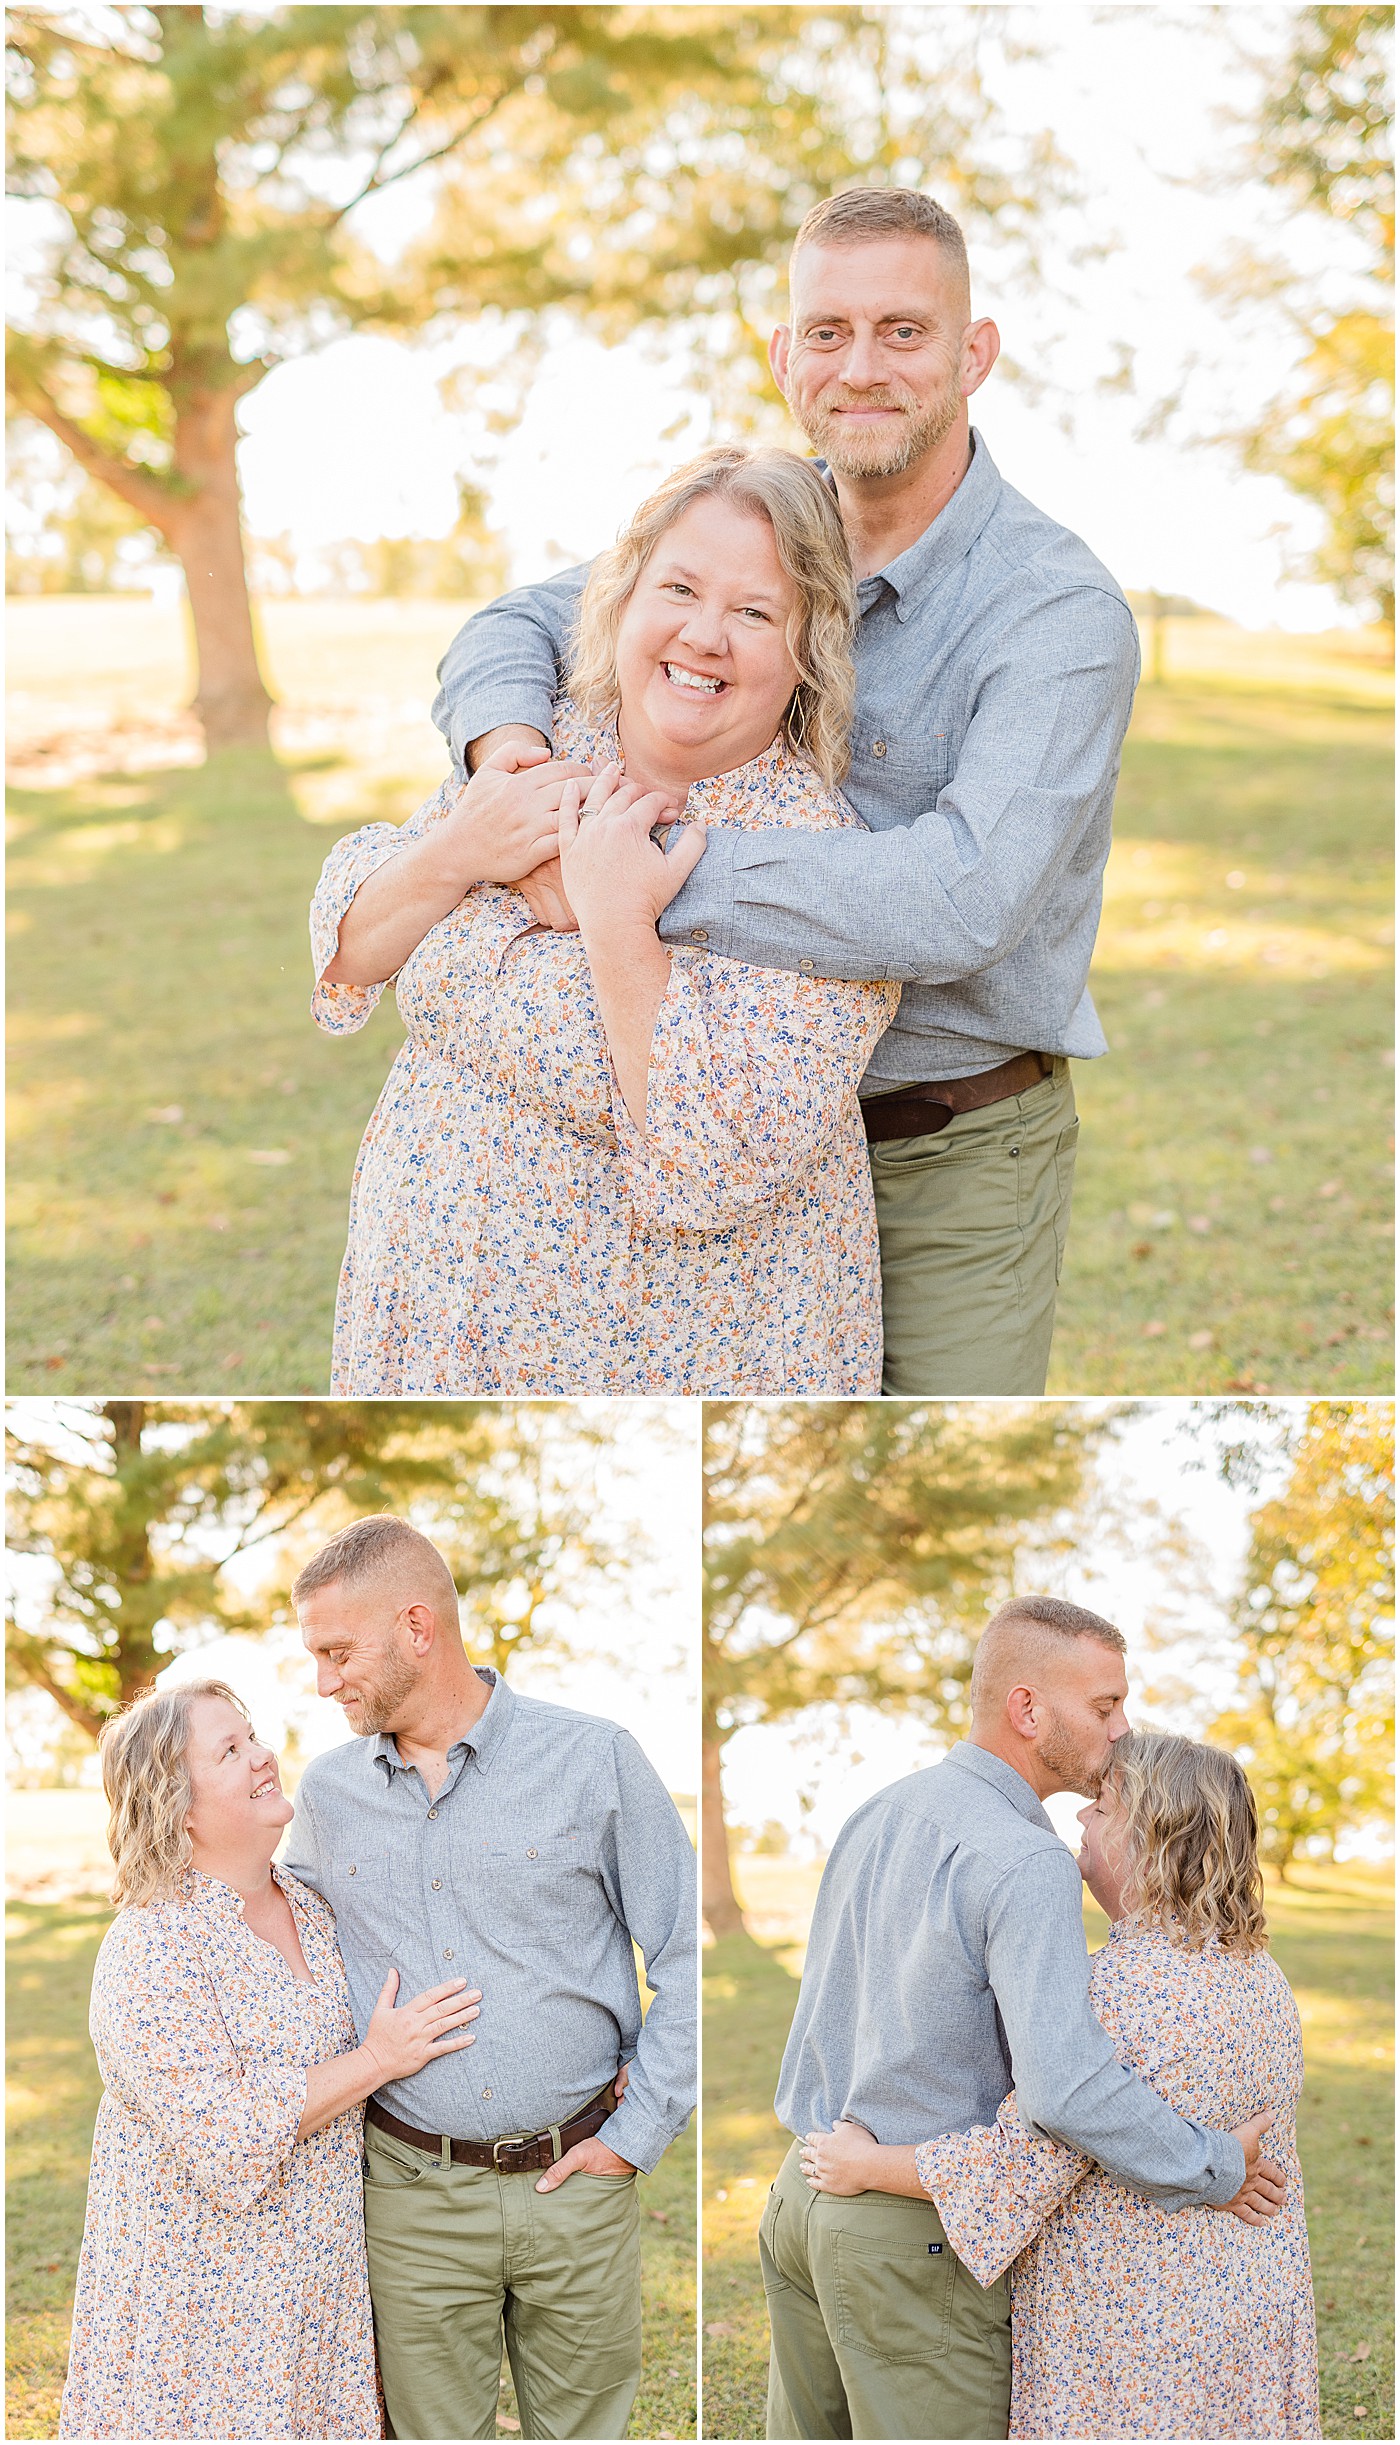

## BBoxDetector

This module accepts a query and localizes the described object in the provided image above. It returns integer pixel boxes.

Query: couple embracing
[765,1598,1321,2441]
[58,1515,697,2442]
[311,184,1135,1397]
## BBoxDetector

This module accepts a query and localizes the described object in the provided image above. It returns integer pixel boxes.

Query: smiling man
[432,185,1141,1395]
[282,1513,697,2442]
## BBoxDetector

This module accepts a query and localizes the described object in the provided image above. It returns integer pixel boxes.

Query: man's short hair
[792,185,969,297]
[291,1515,460,1621]
[969,1595,1127,1714]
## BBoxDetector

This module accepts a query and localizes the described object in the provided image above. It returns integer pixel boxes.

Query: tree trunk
[702,1724,746,1936]
[168,385,273,751]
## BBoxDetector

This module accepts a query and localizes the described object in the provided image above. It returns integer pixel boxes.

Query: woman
[59,1681,481,2441]
[310,445,900,1395]
[801,1733,1320,2441]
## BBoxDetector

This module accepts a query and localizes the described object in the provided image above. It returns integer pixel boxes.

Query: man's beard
[345,1645,419,1738]
[796,373,962,480]
[1038,1705,1107,1800]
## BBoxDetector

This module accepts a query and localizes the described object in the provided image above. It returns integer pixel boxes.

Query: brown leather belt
[862,1051,1053,1146]
[365,2078,619,2175]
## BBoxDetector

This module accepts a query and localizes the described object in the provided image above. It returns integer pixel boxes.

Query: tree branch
[322,85,515,230]
[7,1638,107,1744]
[6,368,181,530]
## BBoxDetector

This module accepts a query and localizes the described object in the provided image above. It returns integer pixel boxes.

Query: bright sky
[224,4,1365,628]
[6,1400,700,1797]
[720,1399,1319,1856]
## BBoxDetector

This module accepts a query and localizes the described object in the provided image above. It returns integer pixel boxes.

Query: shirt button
[347,1865,357,1876]
[798,959,815,974]
[526,1847,538,1858]
[482,2088,493,2100]
[872,739,887,758]
[691,929,709,945]
[427,1808,438,1820]
[432,1878,443,1891]
[443,1947,454,1960]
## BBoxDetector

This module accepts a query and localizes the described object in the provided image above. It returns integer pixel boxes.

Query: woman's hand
[444,740,594,890]
[801,2119,883,2196]
[558,765,706,936]
[361,1969,481,2084]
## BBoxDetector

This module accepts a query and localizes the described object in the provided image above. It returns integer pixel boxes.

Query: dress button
[432,1878,443,1891]
[872,739,887,758]
[443,1947,454,1960]
[691,929,709,945]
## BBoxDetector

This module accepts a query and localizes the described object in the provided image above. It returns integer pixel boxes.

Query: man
[760,1596,1287,2441]
[432,185,1139,1395]
[283,1514,696,2442]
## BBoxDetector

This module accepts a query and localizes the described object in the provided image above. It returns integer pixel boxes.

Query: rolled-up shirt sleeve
[592,1732,697,2174]
[92,1912,307,2212]
[657,591,1139,983]
[607,952,899,1231]
[431,571,586,777]
[984,1849,1246,2210]
[916,2090,1090,2285]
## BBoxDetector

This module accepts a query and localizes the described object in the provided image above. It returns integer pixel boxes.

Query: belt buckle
[491,2130,538,2171]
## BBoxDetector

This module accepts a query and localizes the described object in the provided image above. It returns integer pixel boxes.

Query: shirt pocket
[471,1832,591,1931]
[320,1848,402,1965]
[851,722,952,816]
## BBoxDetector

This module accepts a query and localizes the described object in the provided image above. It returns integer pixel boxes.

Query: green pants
[758,2140,1011,2441]
[870,1059,1080,1395]
[363,2122,642,2441]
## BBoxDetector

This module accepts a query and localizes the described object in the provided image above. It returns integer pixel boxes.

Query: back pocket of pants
[833,2228,956,2363]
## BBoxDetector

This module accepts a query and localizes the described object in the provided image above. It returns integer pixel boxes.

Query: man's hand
[467,721,550,774]
[535,2134,635,2193]
[1212,2108,1286,2224]
[515,854,579,933]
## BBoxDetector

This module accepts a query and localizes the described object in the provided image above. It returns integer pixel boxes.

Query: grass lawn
[7,599,1393,1395]
[701,1858,1394,2441]
[6,1889,697,2442]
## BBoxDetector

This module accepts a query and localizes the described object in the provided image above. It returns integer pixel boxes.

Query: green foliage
[703,1399,1102,1746]
[1215,4,1394,619]
[1209,1400,1394,1873]
[5,1398,633,1738]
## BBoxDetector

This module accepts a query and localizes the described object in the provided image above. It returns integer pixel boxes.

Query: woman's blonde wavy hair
[1107,1729,1268,1956]
[569,445,857,789]
[99,1680,250,1910]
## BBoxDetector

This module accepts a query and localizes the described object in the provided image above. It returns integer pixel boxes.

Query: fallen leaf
[1187,1215,1212,1234]
[142,1315,164,1332]
[1142,1320,1167,1338]
[1354,2343,1372,2361]
[221,1353,245,1371]
[147,1104,183,1124]
[1131,1241,1153,1259]
[704,2323,735,2339]
[648,2210,670,2224]
[1317,1180,1341,1198]
[498,2419,521,2434]
[207,1215,231,1232]
[1248,1145,1274,1165]
[44,1355,65,1370]
[156,1190,177,1205]
[246,1148,292,1166]
[1187,1329,1214,1350]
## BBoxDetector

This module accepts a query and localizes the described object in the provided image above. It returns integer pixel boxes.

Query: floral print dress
[914,1922,1320,2441]
[58,1867,379,2442]
[311,699,899,1395]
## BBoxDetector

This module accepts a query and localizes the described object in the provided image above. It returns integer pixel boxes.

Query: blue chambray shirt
[282,1669,696,2174]
[774,1742,1246,2211]
[431,431,1140,1085]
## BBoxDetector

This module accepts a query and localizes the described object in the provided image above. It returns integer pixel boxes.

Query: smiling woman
[56,1680,481,2442]
[308,443,901,1396]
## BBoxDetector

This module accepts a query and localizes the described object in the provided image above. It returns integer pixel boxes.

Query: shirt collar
[371,1666,513,1782]
[854,427,1002,623]
[943,1738,1056,1831]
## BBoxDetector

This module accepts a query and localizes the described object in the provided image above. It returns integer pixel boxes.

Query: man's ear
[400,1601,436,1656]
[769,322,793,394]
[962,317,1000,401]
[1004,1681,1038,1740]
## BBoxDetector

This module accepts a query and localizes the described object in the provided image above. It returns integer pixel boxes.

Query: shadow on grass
[7,749,407,1391]
[702,1932,801,2441]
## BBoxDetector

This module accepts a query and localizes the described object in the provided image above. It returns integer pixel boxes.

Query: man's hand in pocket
[535,2136,635,2193]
